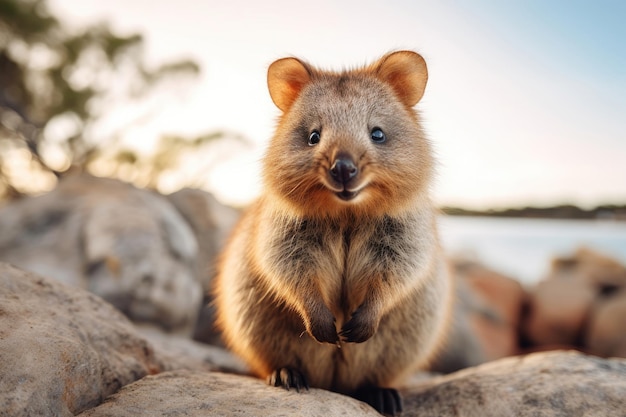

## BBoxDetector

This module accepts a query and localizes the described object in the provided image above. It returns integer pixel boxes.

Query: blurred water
[438,216,626,285]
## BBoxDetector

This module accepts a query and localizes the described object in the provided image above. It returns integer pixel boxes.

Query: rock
[457,259,525,327]
[166,188,240,345]
[402,351,626,417]
[432,259,525,372]
[429,277,488,373]
[3,262,625,416]
[522,272,594,347]
[166,188,240,290]
[523,247,626,352]
[0,182,86,288]
[136,324,248,375]
[586,290,626,357]
[77,370,381,417]
[554,247,626,291]
[0,174,203,335]
[0,262,163,416]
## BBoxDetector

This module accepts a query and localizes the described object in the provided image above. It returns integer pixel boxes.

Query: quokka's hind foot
[267,367,309,392]
[353,385,403,416]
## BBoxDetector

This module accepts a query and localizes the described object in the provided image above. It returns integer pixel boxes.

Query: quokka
[214,50,452,416]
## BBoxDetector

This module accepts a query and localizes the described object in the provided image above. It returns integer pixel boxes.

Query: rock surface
[586,290,626,357]
[166,187,240,290]
[77,370,381,417]
[3,261,626,417]
[0,174,203,335]
[136,324,248,375]
[523,247,626,356]
[432,259,525,372]
[166,188,240,345]
[0,263,162,416]
[402,350,626,417]
[0,262,247,417]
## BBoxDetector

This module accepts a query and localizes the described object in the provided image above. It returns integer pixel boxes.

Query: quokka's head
[263,51,434,218]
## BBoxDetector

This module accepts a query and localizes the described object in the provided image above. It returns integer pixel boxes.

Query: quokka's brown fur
[214,51,452,415]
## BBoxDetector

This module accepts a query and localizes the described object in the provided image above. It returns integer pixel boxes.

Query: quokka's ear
[267,57,312,112]
[374,51,428,107]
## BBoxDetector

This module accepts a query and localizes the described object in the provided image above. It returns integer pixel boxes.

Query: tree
[0,0,208,200]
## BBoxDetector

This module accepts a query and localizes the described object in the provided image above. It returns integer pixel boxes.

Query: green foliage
[0,0,202,200]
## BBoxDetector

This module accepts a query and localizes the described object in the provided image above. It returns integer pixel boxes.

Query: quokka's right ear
[267,57,312,112]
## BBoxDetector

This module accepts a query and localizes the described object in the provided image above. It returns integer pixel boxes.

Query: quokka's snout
[329,154,358,186]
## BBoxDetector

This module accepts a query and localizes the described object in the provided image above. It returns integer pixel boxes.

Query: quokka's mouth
[336,189,359,201]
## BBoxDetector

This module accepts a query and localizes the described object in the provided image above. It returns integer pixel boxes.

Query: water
[438,216,626,285]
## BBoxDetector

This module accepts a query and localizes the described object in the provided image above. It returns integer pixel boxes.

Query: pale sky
[49,0,626,209]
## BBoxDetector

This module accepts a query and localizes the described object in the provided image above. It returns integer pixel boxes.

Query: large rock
[523,272,594,347]
[3,263,625,416]
[166,188,240,290]
[430,276,488,373]
[456,259,525,328]
[77,370,381,417]
[586,290,626,357]
[0,263,163,416]
[402,351,626,417]
[166,188,240,345]
[432,259,525,372]
[136,324,248,375]
[523,247,626,354]
[0,174,202,334]
[0,263,249,416]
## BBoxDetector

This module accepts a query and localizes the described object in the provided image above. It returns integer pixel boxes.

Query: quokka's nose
[330,157,358,184]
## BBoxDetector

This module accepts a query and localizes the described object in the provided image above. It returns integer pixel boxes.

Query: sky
[48,0,626,209]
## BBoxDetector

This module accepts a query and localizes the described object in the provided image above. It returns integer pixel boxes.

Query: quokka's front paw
[339,305,379,343]
[306,305,339,344]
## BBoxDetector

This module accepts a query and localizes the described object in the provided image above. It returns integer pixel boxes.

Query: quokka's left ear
[373,50,428,107]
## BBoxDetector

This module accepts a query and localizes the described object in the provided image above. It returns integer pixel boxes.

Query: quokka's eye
[308,130,321,146]
[371,127,386,144]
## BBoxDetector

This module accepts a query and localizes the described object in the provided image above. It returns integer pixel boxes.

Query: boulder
[0,174,202,335]
[166,188,240,345]
[429,277,487,373]
[0,262,251,416]
[586,290,626,357]
[402,350,626,417]
[3,262,625,417]
[0,262,162,416]
[432,259,525,372]
[166,188,240,290]
[136,324,248,375]
[456,259,525,327]
[522,272,594,347]
[77,370,381,417]
[523,247,626,353]
[555,247,626,291]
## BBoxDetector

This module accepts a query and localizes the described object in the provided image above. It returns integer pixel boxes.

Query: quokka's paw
[339,305,378,343]
[307,305,339,345]
[267,367,309,392]
[352,386,403,417]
